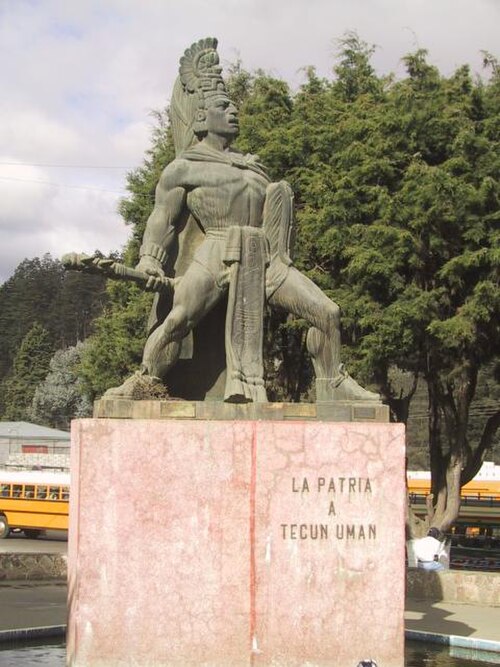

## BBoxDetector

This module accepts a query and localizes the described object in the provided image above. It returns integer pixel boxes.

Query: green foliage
[280,39,498,529]
[79,283,154,398]
[30,342,92,429]
[0,254,107,415]
[230,69,294,180]
[3,323,54,421]
[332,32,384,102]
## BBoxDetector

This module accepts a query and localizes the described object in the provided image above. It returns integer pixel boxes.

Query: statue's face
[205,96,239,139]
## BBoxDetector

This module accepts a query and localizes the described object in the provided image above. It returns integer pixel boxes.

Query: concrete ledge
[0,553,67,581]
[0,625,66,644]
[407,569,500,607]
[406,629,500,655]
[94,398,389,422]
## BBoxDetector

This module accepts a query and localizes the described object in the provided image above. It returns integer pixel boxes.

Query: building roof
[0,421,70,441]
[407,461,500,481]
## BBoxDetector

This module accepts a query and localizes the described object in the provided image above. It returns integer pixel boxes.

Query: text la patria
[281,476,376,541]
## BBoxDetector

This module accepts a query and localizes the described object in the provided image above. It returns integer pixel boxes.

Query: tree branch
[462,409,500,484]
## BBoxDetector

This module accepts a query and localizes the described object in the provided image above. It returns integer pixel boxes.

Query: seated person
[413,527,449,571]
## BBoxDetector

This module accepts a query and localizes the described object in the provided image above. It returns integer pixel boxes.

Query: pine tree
[306,46,500,532]
[0,254,107,415]
[30,342,92,429]
[3,323,54,421]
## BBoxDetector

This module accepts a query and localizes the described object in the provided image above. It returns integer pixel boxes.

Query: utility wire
[0,175,126,195]
[0,161,132,169]
[0,175,156,200]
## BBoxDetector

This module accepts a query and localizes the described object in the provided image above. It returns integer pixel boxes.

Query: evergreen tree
[0,255,64,382]
[0,254,107,415]
[293,45,500,532]
[3,323,53,421]
[79,283,154,399]
[30,342,92,429]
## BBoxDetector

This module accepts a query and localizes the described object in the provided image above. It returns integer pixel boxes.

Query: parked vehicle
[0,470,69,538]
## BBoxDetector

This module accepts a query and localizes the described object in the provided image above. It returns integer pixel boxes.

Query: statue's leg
[142,262,224,378]
[268,267,379,401]
[104,262,225,398]
[268,266,341,381]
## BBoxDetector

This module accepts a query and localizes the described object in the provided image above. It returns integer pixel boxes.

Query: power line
[0,175,156,200]
[0,161,133,169]
[0,175,126,195]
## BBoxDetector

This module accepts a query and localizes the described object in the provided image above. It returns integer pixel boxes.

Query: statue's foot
[103,371,169,400]
[316,365,380,402]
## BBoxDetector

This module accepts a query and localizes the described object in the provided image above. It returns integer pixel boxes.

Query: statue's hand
[136,255,165,276]
[136,256,166,291]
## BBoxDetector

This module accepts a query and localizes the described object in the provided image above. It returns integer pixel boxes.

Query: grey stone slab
[94,399,389,422]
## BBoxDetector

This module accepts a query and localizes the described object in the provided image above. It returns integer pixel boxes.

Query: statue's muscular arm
[136,160,190,277]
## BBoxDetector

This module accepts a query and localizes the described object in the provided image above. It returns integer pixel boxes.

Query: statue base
[68,418,405,666]
[93,397,389,422]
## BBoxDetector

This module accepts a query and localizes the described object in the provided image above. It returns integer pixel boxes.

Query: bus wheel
[0,515,9,539]
[24,529,42,539]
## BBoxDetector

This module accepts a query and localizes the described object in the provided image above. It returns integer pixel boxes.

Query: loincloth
[191,227,290,298]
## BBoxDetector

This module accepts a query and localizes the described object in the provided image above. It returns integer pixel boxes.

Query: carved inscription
[281,476,376,540]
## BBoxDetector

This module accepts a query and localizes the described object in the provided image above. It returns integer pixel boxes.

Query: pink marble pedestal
[68,419,405,667]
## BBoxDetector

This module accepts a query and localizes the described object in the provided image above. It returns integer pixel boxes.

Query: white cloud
[0,164,56,232]
[0,0,498,282]
[0,160,129,280]
[0,112,81,160]
[45,187,129,259]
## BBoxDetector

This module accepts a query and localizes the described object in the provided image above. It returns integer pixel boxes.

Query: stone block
[0,553,67,581]
[93,399,390,423]
[68,418,405,666]
[406,569,500,607]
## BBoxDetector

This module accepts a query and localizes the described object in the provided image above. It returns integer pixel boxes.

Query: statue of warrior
[105,37,379,403]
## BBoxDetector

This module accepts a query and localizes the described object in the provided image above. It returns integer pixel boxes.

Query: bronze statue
[72,38,379,404]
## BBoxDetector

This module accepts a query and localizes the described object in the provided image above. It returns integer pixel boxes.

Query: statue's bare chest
[185,161,269,228]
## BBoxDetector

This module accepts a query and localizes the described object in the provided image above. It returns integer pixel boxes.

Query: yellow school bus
[0,470,70,539]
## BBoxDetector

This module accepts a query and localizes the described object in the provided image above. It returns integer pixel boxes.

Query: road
[2,533,500,569]
[0,582,67,631]
[0,531,67,554]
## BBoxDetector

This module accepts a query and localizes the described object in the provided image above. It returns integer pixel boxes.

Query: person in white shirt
[413,527,449,570]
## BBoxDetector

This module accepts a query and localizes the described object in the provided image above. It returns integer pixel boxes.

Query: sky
[0,0,498,284]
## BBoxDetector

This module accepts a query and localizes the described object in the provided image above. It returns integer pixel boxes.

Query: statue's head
[170,37,238,155]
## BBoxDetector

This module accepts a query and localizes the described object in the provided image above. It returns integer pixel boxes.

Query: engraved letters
[283,475,377,541]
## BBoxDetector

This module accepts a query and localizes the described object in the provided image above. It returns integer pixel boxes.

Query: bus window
[62,487,70,501]
[49,487,60,500]
[1,484,10,497]
[13,485,22,498]
[25,485,35,498]
[36,486,48,499]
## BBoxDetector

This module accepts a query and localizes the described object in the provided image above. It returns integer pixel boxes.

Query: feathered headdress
[170,37,228,155]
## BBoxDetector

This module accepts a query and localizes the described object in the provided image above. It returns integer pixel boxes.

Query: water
[0,639,65,666]
[0,640,496,666]
[406,640,499,665]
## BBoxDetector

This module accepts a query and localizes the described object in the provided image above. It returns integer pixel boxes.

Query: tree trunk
[425,361,483,533]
